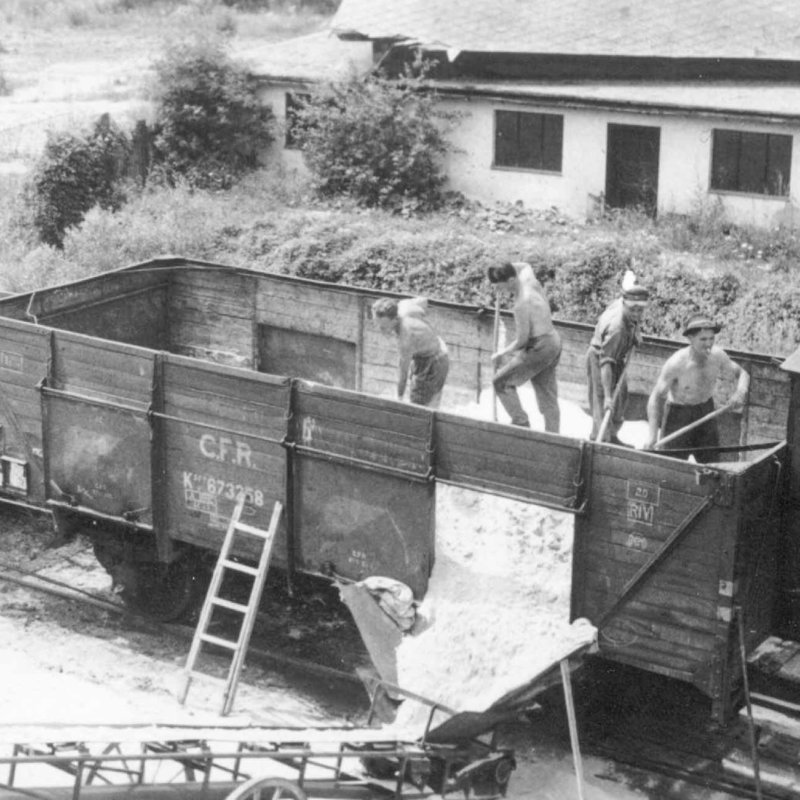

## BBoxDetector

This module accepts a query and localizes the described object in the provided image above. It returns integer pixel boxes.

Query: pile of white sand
[389,390,621,729]
[392,483,591,730]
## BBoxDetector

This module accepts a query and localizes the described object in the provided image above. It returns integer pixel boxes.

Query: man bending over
[372,297,449,408]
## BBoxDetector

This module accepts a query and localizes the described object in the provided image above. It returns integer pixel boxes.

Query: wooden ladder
[178,496,282,716]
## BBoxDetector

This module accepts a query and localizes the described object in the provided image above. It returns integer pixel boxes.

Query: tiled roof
[430,80,800,121]
[332,0,800,60]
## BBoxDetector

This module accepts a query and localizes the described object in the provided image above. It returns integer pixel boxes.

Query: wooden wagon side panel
[43,332,155,522]
[434,412,585,511]
[0,320,52,504]
[168,269,257,368]
[158,357,290,563]
[255,277,362,389]
[734,445,787,650]
[572,447,735,693]
[0,270,170,351]
[291,382,435,597]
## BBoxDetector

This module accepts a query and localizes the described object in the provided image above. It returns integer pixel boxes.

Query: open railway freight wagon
[0,255,796,723]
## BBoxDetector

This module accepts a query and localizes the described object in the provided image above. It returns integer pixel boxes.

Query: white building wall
[439,96,800,227]
[258,81,800,228]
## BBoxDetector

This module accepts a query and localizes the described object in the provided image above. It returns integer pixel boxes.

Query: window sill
[709,189,790,200]
[491,164,562,176]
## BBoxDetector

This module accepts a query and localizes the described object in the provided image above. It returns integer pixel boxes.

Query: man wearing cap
[644,315,749,462]
[586,285,649,443]
[487,261,561,432]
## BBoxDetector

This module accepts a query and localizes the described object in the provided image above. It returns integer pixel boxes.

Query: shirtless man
[645,314,749,463]
[487,261,562,433]
[372,297,449,408]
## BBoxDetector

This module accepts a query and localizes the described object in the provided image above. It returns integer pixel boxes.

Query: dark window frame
[493,110,564,173]
[284,91,311,150]
[710,128,792,197]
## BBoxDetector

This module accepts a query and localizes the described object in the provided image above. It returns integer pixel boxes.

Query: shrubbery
[149,38,275,190]
[25,115,130,248]
[296,67,454,211]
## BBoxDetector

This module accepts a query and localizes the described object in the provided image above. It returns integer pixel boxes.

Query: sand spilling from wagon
[388,393,607,730]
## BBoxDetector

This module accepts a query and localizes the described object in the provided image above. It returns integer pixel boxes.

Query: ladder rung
[186,670,228,685]
[221,559,259,576]
[200,633,238,650]
[211,597,249,613]
[234,521,272,538]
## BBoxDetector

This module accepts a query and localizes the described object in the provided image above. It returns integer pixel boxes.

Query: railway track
[0,556,370,711]
[0,547,795,799]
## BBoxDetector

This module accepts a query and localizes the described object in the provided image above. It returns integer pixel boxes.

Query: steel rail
[0,564,364,689]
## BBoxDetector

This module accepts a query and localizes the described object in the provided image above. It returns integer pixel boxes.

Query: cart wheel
[224,777,308,800]
[124,554,205,622]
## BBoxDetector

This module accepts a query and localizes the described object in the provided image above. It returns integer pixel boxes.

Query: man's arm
[396,346,410,399]
[645,362,675,449]
[721,351,750,410]
[600,363,616,410]
[492,299,533,362]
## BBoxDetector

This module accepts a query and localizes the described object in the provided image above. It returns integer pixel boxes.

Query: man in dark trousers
[586,285,649,444]
[372,296,449,408]
[487,261,561,433]
[645,314,749,462]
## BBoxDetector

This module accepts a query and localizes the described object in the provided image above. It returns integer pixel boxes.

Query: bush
[25,115,130,248]
[149,37,275,190]
[296,65,454,210]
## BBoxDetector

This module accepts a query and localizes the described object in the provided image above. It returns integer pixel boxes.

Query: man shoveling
[645,314,749,463]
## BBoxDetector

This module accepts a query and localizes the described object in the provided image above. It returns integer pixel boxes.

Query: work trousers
[493,331,561,433]
[585,348,628,441]
[663,398,720,464]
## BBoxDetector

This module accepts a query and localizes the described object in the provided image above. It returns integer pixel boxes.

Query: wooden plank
[294,386,432,437]
[581,582,720,629]
[163,360,290,406]
[581,523,722,567]
[27,270,168,319]
[578,542,719,591]
[436,439,579,496]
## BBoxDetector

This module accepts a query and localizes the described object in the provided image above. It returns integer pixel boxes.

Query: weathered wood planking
[0,321,52,502]
[434,411,583,508]
[293,382,433,475]
[168,271,257,367]
[21,269,168,321]
[158,359,290,561]
[573,439,787,721]
[51,332,154,406]
[40,287,168,350]
[292,456,434,597]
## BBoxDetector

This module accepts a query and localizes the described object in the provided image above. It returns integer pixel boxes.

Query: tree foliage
[150,38,275,190]
[296,67,453,210]
[26,115,129,248]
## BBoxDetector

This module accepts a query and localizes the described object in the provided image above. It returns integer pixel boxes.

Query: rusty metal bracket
[570,440,590,514]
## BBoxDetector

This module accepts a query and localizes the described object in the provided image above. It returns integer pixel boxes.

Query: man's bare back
[396,298,445,359]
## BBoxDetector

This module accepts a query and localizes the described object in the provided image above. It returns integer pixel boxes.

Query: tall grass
[4,166,800,355]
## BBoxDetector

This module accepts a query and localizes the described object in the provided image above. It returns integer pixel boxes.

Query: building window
[285,92,310,149]
[710,129,792,197]
[494,110,563,172]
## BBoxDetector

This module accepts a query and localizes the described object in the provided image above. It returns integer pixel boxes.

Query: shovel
[491,295,501,422]
[653,400,736,450]
[594,346,634,443]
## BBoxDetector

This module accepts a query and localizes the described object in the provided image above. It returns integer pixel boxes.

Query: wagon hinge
[711,471,735,507]
[569,441,590,515]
